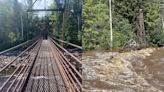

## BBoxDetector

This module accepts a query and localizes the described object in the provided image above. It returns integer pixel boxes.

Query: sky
[18,0,54,17]
[33,0,53,9]
[18,0,53,9]
[33,0,54,17]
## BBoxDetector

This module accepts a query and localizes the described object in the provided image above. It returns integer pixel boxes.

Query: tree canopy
[83,0,164,50]
[48,0,82,46]
[0,0,41,51]
[0,0,82,51]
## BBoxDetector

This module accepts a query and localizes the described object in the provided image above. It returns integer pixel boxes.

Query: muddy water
[83,48,164,92]
[133,48,164,91]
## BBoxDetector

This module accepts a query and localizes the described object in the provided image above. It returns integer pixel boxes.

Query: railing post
[61,12,65,47]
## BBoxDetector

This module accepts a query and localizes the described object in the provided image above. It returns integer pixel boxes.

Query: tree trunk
[137,9,147,47]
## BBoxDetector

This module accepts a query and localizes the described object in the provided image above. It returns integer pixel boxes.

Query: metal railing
[49,37,82,92]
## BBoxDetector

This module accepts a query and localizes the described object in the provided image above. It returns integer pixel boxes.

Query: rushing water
[133,48,164,91]
[83,48,164,92]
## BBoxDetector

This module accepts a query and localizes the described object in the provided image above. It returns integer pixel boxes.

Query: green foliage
[8,32,17,43]
[48,0,82,45]
[144,1,164,46]
[0,0,21,50]
[0,0,41,51]
[113,16,135,48]
[83,0,135,50]
[83,0,164,50]
[83,0,110,50]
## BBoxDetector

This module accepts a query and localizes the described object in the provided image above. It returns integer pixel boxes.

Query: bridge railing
[49,37,82,92]
[0,36,40,55]
[0,36,40,65]
[49,34,82,50]
[51,37,82,49]
[0,38,41,92]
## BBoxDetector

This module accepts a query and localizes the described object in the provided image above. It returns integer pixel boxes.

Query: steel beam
[27,9,63,12]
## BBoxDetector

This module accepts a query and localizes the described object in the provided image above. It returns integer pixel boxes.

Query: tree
[83,0,135,50]
[145,1,164,46]
[48,0,82,46]
[0,0,41,51]
[83,0,164,50]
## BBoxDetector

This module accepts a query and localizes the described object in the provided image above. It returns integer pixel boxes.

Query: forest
[48,0,82,46]
[0,0,40,51]
[83,0,164,50]
[0,0,164,51]
[0,0,82,51]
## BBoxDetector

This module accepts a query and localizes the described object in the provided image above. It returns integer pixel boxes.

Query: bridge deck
[24,40,68,92]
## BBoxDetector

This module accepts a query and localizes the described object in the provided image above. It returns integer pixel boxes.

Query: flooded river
[133,48,164,91]
[83,48,164,92]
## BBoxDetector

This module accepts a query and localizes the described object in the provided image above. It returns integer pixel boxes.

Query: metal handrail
[0,39,38,55]
[0,40,39,72]
[50,36,82,49]
[50,37,82,64]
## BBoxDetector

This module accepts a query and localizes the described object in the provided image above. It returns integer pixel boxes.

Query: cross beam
[27,9,63,12]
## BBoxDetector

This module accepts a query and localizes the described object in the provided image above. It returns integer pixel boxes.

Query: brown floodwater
[83,48,164,92]
[83,80,124,90]
[133,48,164,91]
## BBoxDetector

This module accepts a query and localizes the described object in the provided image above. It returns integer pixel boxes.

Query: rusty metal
[6,65,26,92]
[0,40,39,72]
[0,38,82,92]
[49,42,72,92]
[50,37,82,64]
[13,40,42,92]
[23,40,71,92]
[50,41,82,92]
[51,37,82,49]
[49,38,82,91]
[0,39,41,92]
[0,40,32,55]
[0,65,21,91]
[54,43,82,78]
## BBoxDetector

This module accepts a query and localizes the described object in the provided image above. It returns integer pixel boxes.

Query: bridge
[0,0,82,91]
[0,37,82,92]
